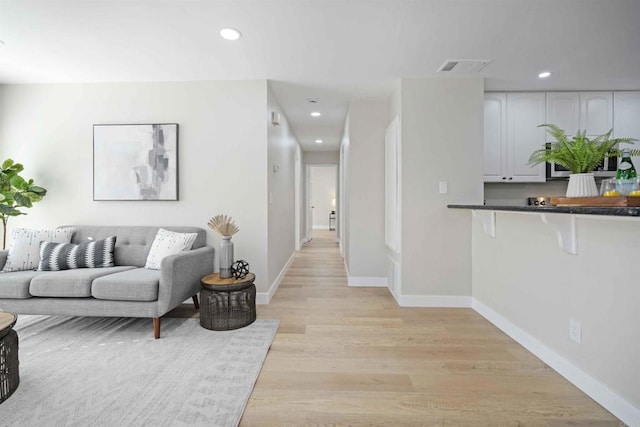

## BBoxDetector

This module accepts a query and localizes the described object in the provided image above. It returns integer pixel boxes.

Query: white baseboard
[347,276,387,287]
[312,225,330,230]
[388,287,400,305]
[256,252,296,305]
[343,259,387,287]
[396,295,472,307]
[472,298,640,427]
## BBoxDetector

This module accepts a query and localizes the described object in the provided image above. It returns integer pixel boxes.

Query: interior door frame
[294,150,302,250]
[306,164,338,241]
[305,165,312,241]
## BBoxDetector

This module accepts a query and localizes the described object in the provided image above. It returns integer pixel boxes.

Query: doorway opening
[306,164,338,242]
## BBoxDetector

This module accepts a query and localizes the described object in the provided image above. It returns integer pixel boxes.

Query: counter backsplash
[484,181,568,205]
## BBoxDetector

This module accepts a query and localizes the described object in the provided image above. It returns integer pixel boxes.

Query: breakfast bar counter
[448,203,640,255]
[448,204,640,217]
[453,202,640,422]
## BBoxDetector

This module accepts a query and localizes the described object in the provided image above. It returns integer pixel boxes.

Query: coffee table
[0,312,19,404]
[200,273,256,331]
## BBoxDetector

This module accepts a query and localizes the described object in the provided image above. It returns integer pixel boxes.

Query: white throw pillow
[2,227,74,272]
[144,228,197,270]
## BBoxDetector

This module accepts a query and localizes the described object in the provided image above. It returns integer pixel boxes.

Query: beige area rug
[2,315,278,427]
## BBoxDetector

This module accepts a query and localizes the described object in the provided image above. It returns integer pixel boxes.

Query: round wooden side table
[200,273,256,331]
[0,312,19,404]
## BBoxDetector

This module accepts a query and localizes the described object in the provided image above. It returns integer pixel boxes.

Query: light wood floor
[173,230,622,426]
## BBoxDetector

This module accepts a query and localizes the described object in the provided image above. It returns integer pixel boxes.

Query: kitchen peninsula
[449,203,640,426]
[449,203,640,217]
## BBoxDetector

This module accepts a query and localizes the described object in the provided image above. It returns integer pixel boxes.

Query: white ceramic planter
[566,173,598,197]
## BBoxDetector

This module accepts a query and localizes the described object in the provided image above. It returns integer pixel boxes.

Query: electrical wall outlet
[569,319,582,343]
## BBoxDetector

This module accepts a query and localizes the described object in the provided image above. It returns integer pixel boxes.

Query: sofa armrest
[0,250,7,271]
[157,246,215,313]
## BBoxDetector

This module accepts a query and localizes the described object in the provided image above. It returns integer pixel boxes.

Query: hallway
[241,230,619,425]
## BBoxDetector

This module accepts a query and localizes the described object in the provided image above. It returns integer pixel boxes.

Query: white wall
[0,80,273,292]
[389,79,401,122]
[400,78,484,297]
[267,84,300,289]
[303,151,339,165]
[344,100,388,278]
[472,212,640,424]
[310,166,336,229]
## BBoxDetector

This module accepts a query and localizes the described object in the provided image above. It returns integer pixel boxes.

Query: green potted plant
[528,124,638,197]
[0,159,48,249]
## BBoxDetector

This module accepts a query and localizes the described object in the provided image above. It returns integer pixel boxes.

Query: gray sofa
[0,226,214,338]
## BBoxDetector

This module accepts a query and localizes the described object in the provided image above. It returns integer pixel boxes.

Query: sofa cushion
[92,268,160,302]
[65,226,206,267]
[29,266,135,298]
[2,228,74,272]
[0,270,50,298]
[144,229,197,270]
[38,236,117,271]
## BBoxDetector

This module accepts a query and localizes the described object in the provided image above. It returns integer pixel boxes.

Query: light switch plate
[570,319,582,343]
[439,181,448,194]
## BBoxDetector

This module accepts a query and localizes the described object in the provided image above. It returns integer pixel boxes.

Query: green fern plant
[528,124,639,174]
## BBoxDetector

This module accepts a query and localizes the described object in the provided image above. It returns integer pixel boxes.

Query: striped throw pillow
[38,236,117,271]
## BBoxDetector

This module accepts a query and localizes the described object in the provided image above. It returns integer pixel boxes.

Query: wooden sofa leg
[192,294,200,310]
[153,317,161,339]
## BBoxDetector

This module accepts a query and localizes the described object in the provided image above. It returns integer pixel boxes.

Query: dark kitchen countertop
[447,204,640,217]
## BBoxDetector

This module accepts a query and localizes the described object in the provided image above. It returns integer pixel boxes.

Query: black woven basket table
[200,273,256,331]
[0,312,19,404]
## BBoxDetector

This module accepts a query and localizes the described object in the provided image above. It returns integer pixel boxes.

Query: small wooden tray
[551,196,640,207]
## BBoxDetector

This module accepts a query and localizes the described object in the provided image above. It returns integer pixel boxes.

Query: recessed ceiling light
[538,71,551,78]
[220,28,242,41]
[315,139,323,144]
[310,112,321,117]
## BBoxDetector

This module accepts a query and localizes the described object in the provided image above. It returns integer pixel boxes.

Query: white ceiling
[1,1,639,151]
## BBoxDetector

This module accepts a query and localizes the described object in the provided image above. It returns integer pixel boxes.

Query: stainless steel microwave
[547,157,618,178]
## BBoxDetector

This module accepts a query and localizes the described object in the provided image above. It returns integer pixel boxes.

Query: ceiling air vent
[437,59,491,73]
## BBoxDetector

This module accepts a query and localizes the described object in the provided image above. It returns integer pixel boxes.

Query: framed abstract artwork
[93,123,179,201]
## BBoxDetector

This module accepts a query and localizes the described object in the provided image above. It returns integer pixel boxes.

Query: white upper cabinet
[546,92,613,137]
[613,91,640,165]
[484,92,546,183]
[580,92,613,136]
[484,93,506,181]
[507,93,546,182]
[546,92,580,136]
[485,91,632,184]
[613,91,640,140]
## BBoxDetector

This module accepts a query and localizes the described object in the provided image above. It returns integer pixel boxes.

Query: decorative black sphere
[231,260,250,279]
